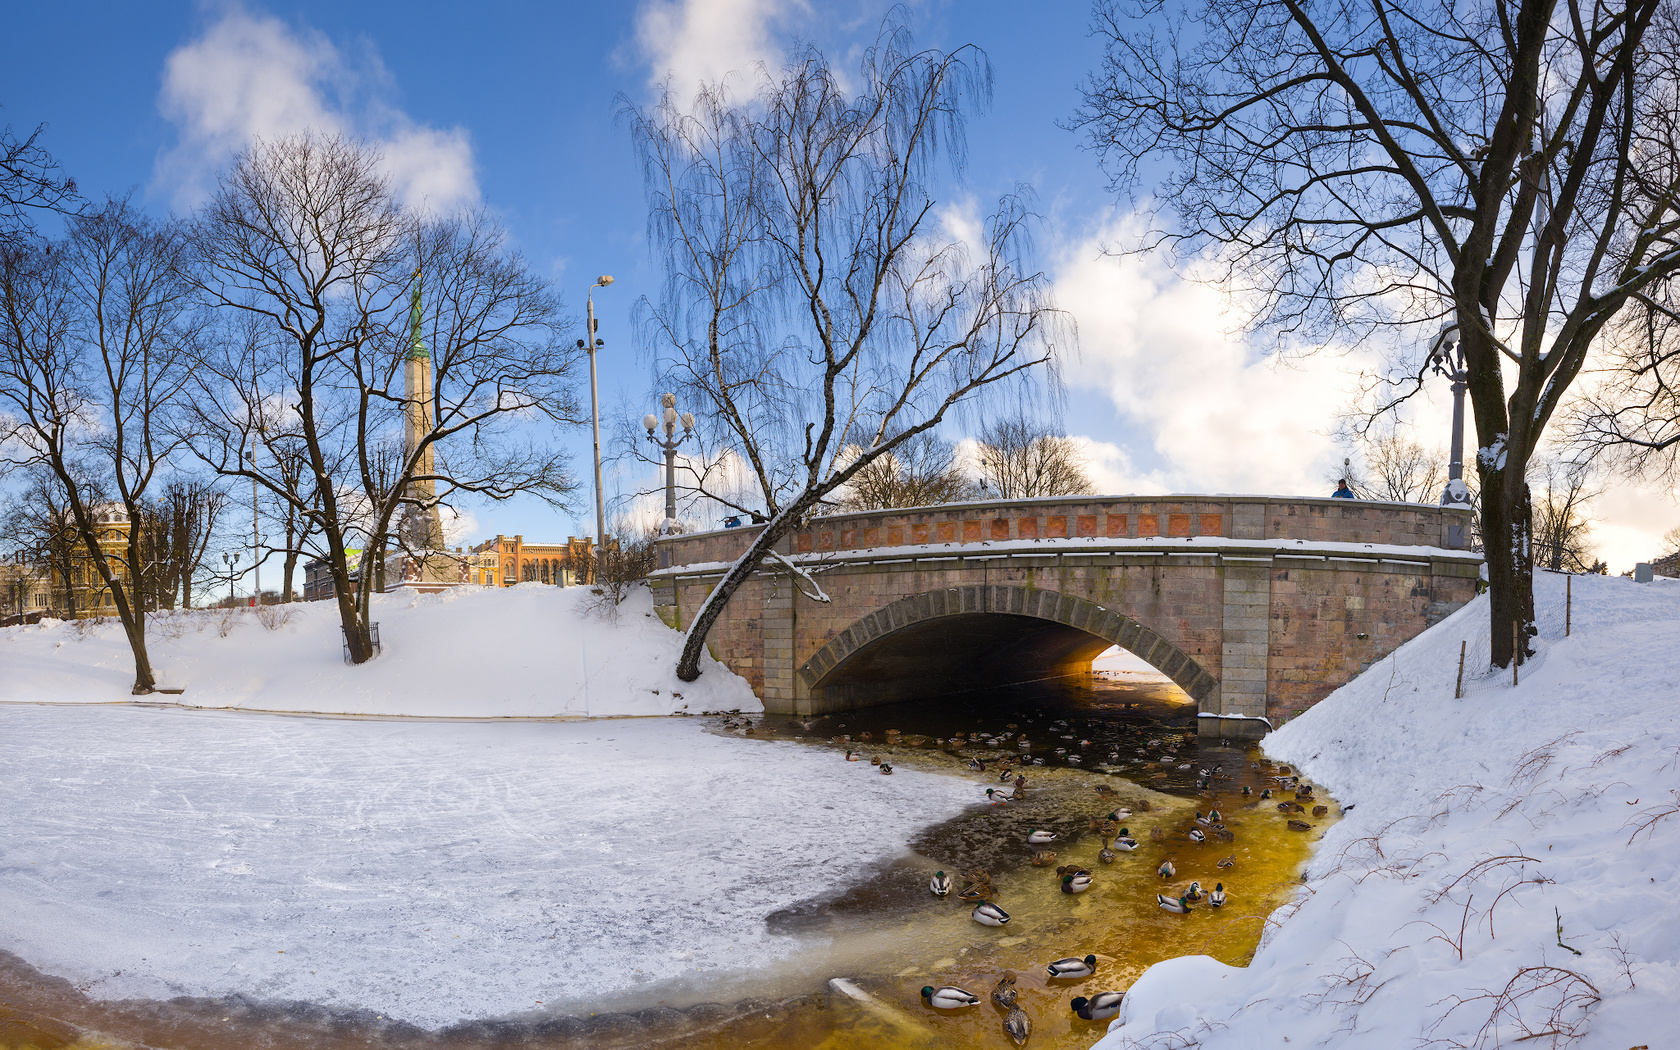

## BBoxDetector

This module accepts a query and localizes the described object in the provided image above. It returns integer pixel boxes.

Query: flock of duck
[833,723,1325,1045]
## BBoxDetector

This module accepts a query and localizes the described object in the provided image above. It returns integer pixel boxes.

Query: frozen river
[0,704,981,1027]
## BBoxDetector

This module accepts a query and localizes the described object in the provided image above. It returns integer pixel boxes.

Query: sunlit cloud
[155,6,478,213]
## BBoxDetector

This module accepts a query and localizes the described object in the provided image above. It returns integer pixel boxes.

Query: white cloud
[1052,213,1381,497]
[156,6,478,213]
[635,0,804,93]
[440,506,479,547]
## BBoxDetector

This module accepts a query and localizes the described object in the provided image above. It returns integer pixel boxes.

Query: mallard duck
[1208,808,1222,823]
[1184,881,1203,902]
[1056,865,1091,877]
[957,883,996,903]
[1014,774,1028,790]
[1278,765,1292,775]
[1027,828,1057,845]
[1188,828,1206,844]
[1135,799,1152,812]
[1216,855,1235,869]
[921,985,980,1010]
[1098,847,1118,864]
[870,755,882,765]
[1070,991,1125,1021]
[1260,788,1273,799]
[1312,805,1329,818]
[1030,849,1058,866]
[859,731,873,742]
[930,871,954,897]
[1288,819,1314,831]
[879,763,893,775]
[1241,785,1252,797]
[959,866,992,886]
[1150,827,1165,842]
[1156,893,1191,913]
[1004,1006,1031,1046]
[1094,784,1117,799]
[1210,882,1227,907]
[1114,828,1139,849]
[991,972,1018,1009]
[1194,811,1212,827]
[969,757,986,772]
[1212,825,1235,843]
[845,749,860,761]
[999,769,1016,783]
[972,901,1010,926]
[1046,954,1098,979]
[1061,872,1094,894]
[1277,802,1295,813]
[985,788,1010,805]
[1157,859,1176,879]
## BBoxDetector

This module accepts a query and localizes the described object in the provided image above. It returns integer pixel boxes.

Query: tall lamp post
[248,448,262,606]
[643,392,696,535]
[1429,324,1471,548]
[11,549,26,622]
[578,276,613,578]
[222,550,241,606]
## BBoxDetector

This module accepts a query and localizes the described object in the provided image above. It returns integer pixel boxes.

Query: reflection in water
[0,670,1331,1050]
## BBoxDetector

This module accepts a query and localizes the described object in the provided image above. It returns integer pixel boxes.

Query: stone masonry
[650,494,1480,737]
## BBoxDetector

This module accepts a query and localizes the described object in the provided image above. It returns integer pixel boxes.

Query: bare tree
[973,416,1093,499]
[0,199,195,691]
[1357,427,1450,504]
[834,430,977,510]
[188,132,582,662]
[150,479,228,609]
[1,115,79,240]
[1078,0,1680,667]
[0,464,88,618]
[1530,458,1598,572]
[628,24,1064,681]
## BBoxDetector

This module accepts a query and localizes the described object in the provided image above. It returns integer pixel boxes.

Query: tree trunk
[282,548,299,603]
[676,494,819,682]
[1480,460,1535,670]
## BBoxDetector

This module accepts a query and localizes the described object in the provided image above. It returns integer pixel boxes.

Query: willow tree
[627,24,1064,682]
[1078,0,1680,667]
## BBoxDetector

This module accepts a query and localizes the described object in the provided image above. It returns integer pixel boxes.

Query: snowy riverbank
[0,584,760,717]
[1100,571,1677,1050]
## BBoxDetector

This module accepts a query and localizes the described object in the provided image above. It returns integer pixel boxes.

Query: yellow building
[42,506,134,619]
[469,535,597,587]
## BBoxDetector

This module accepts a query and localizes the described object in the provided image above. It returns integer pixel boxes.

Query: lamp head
[680,412,695,431]
[660,392,676,409]
[594,275,614,288]
[643,413,658,434]
[663,406,679,426]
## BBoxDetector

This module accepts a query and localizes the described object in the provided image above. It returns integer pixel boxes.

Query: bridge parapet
[657,494,1472,569]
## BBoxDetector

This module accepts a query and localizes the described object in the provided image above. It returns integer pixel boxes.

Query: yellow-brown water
[0,674,1330,1050]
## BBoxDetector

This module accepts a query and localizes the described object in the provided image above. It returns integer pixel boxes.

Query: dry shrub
[216,606,240,638]
[256,604,295,632]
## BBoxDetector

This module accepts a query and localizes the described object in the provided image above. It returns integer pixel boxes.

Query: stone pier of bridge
[649,494,1479,738]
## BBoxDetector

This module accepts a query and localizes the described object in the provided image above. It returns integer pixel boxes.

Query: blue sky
[5,1,1669,572]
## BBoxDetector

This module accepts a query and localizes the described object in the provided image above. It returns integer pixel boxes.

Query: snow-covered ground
[0,584,759,717]
[0,707,981,1026]
[1101,571,1678,1049]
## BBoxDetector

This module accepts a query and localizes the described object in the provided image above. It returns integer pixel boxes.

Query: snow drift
[1099,571,1677,1049]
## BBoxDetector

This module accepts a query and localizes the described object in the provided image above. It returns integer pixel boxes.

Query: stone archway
[797,584,1220,710]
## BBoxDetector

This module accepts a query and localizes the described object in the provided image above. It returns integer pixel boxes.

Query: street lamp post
[11,549,25,622]
[1430,325,1471,549]
[579,276,613,578]
[644,393,696,535]
[249,448,261,607]
[222,550,241,605]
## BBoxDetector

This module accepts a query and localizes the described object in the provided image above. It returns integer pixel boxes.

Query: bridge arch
[797,584,1220,710]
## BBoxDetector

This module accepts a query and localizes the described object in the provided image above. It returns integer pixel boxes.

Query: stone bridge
[649,495,1479,737]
